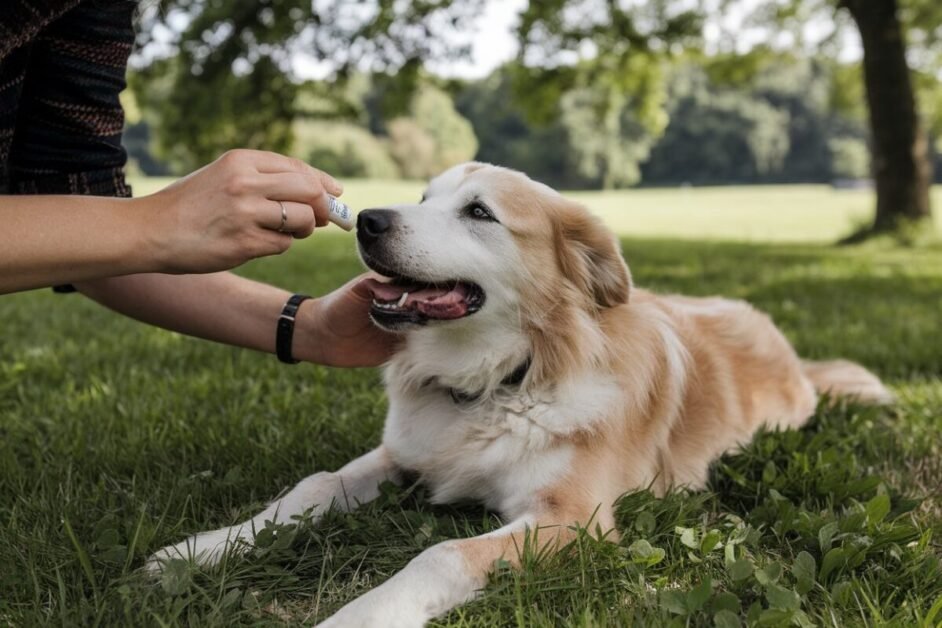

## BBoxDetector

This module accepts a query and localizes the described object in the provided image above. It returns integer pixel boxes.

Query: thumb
[349,273,383,302]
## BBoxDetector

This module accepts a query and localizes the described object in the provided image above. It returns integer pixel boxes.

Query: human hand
[296,273,398,368]
[142,149,343,274]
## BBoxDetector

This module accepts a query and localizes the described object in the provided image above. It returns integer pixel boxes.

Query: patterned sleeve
[0,1,84,60]
[3,0,136,197]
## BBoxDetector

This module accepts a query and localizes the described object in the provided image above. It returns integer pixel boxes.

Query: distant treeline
[124,55,942,188]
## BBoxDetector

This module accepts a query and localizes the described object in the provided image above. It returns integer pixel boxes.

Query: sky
[290,0,526,80]
[292,0,863,81]
[424,0,528,79]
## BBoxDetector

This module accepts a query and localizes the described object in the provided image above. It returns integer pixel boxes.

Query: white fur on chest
[381,371,622,519]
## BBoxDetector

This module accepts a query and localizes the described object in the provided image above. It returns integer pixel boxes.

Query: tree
[386,86,478,179]
[509,0,703,186]
[841,0,932,231]
[744,0,941,233]
[829,137,870,179]
[455,71,573,187]
[132,55,296,173]
[293,120,400,179]
[132,0,484,172]
[642,64,792,185]
[457,67,656,190]
[511,0,939,234]
[558,88,655,188]
[640,55,872,185]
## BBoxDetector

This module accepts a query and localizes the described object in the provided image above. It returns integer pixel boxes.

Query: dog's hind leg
[316,503,610,628]
[145,446,401,572]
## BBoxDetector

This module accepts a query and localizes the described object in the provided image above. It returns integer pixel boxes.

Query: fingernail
[326,175,343,194]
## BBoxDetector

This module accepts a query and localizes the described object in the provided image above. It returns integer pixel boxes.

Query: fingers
[350,271,388,295]
[234,149,343,196]
[348,275,379,302]
[253,231,294,258]
[215,150,337,230]
[260,201,317,238]
[258,172,330,227]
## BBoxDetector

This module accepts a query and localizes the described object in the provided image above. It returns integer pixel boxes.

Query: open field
[1,183,940,625]
[130,176,942,243]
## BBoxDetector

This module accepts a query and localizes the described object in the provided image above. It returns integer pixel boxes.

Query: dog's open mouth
[363,276,485,325]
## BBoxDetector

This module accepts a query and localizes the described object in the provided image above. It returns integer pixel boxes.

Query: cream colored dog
[148,163,891,627]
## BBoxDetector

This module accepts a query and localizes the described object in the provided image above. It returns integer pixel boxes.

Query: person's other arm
[0,150,337,294]
[76,271,394,368]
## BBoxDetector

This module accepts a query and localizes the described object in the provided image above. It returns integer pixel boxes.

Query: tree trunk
[843,0,932,231]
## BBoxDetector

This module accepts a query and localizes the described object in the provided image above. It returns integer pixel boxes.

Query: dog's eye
[464,201,496,222]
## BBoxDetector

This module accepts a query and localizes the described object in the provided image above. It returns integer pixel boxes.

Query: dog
[147,162,892,626]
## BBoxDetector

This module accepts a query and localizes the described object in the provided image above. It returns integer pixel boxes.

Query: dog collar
[448,358,532,405]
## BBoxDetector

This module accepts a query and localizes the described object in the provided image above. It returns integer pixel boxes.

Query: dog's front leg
[146,446,400,572]
[316,509,585,628]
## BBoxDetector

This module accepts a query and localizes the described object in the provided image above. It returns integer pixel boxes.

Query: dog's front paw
[316,601,427,628]
[144,527,248,575]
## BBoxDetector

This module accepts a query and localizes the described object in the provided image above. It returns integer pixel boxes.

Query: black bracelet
[276,294,312,364]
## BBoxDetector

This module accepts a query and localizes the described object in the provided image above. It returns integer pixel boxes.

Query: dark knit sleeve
[5,0,136,197]
[0,1,84,60]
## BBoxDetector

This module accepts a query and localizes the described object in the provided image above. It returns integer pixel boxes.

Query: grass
[132,177,942,243]
[1,183,941,626]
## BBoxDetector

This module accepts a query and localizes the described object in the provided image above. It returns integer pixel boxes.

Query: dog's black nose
[357,209,395,246]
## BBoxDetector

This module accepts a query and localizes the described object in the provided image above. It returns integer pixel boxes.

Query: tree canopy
[132,0,484,170]
[718,0,942,230]
[129,0,942,234]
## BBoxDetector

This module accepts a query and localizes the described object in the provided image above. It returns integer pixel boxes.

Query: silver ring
[277,201,288,232]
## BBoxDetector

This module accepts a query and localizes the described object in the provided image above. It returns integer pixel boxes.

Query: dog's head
[359,162,630,382]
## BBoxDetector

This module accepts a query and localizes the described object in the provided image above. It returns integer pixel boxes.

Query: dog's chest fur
[381,372,622,519]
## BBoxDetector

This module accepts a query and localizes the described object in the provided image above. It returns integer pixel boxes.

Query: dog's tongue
[414,284,470,319]
[365,278,416,302]
[364,278,470,319]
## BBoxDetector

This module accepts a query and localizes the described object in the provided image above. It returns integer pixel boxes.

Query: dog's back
[601,290,889,491]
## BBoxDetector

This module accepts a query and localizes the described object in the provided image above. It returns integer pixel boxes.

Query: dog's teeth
[397,292,409,308]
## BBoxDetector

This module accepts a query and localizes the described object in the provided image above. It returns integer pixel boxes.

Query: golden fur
[422,166,894,607]
[493,167,889,500]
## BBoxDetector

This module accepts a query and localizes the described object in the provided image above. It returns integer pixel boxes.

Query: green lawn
[132,176,942,243]
[1,184,941,626]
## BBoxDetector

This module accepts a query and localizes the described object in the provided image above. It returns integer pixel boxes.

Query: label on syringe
[327,195,355,231]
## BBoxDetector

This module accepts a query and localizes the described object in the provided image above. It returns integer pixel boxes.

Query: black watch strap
[276,294,311,364]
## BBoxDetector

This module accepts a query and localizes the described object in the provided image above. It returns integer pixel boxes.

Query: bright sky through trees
[282,0,864,81]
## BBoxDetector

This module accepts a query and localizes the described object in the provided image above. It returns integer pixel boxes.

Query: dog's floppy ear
[554,203,631,308]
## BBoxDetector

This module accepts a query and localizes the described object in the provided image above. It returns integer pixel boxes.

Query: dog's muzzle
[356,209,397,248]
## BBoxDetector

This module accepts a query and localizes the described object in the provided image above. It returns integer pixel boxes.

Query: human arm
[75,271,395,368]
[0,149,340,295]
[0,195,158,294]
